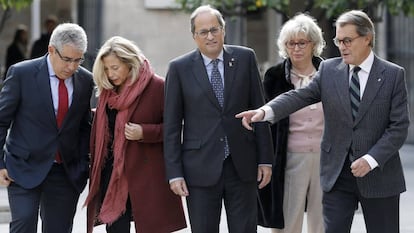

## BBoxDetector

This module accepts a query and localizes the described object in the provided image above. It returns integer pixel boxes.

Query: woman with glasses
[258,13,326,233]
[84,36,186,233]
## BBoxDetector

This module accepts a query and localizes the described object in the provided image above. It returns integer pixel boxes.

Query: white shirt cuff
[169,177,184,184]
[260,105,275,123]
[362,154,378,170]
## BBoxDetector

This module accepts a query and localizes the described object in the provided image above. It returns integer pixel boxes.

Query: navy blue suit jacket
[0,55,93,193]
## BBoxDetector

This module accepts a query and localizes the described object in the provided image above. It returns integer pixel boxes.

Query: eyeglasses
[55,47,84,65]
[333,36,362,47]
[286,40,312,49]
[194,26,223,38]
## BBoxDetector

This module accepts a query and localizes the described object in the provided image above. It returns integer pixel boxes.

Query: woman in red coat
[85,36,187,233]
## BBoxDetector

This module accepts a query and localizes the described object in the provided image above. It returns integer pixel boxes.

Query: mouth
[206,41,217,46]
[341,52,350,57]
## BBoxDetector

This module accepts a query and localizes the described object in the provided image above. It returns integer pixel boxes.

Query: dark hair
[13,25,28,43]
[336,10,375,48]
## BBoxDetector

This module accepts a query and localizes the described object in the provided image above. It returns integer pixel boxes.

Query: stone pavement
[1,144,414,233]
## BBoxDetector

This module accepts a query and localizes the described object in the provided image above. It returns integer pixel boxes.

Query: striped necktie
[349,66,361,120]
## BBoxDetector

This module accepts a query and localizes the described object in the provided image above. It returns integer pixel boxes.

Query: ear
[48,45,54,54]
[365,34,373,46]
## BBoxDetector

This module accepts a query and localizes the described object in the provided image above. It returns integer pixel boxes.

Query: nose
[106,70,113,78]
[337,41,347,50]
[293,44,301,50]
[206,31,215,39]
[68,62,78,71]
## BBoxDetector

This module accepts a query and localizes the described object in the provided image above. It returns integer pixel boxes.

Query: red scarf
[85,59,153,224]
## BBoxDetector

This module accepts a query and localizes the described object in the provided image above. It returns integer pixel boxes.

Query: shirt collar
[349,50,374,73]
[46,54,56,78]
[201,50,224,66]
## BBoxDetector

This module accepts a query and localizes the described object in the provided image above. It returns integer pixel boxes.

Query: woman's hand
[125,122,143,140]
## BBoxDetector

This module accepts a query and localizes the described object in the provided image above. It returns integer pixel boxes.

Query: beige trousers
[271,152,324,233]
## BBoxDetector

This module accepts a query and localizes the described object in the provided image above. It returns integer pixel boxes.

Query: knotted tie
[349,66,361,121]
[210,59,229,159]
[55,77,68,163]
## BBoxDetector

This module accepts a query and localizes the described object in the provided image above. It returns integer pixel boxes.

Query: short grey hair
[190,5,225,34]
[335,10,375,48]
[49,23,88,52]
[277,13,325,59]
[92,36,145,96]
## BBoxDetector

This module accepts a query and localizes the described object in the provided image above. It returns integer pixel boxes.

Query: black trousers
[323,157,400,233]
[186,156,257,233]
[101,157,132,233]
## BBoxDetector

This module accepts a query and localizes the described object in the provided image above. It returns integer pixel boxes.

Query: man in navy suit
[164,5,273,233]
[237,10,408,233]
[0,23,93,233]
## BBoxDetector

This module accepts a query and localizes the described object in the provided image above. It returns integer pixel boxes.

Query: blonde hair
[92,36,144,96]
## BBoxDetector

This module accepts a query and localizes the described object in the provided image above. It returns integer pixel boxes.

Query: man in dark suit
[237,10,408,233]
[30,15,58,59]
[0,23,93,233]
[164,5,273,233]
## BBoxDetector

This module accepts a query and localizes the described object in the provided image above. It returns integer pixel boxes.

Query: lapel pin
[378,78,381,82]
[229,58,235,67]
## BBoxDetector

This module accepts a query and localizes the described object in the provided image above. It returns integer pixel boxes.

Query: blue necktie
[210,59,229,159]
[350,66,361,121]
[210,59,224,107]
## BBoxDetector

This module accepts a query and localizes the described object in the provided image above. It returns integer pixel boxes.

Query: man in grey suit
[164,5,273,233]
[237,10,408,233]
[0,23,93,233]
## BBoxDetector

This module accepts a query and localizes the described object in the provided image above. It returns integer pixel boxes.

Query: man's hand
[257,165,272,189]
[0,168,13,187]
[235,109,265,130]
[351,157,371,177]
[170,179,189,197]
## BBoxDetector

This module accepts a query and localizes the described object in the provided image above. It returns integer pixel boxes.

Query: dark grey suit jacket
[267,55,409,198]
[164,45,273,187]
[0,55,93,193]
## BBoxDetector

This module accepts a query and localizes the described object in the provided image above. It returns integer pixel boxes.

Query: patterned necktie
[210,59,224,107]
[349,66,361,121]
[210,59,229,159]
[55,77,68,163]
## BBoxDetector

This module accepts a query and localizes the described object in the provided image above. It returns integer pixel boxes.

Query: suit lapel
[64,70,82,126]
[355,57,385,124]
[191,50,222,109]
[223,46,236,110]
[35,57,57,127]
[333,62,353,121]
